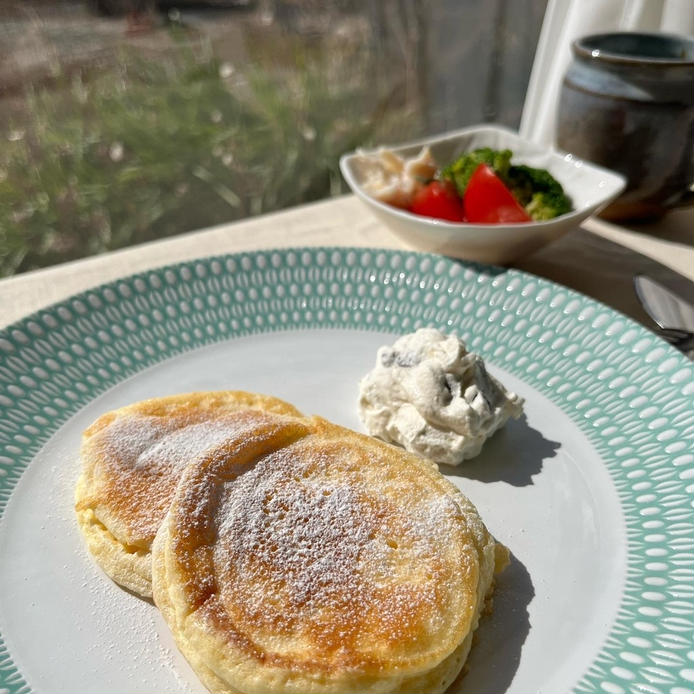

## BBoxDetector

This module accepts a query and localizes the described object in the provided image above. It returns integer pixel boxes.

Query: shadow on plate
[441,416,560,486]
[453,259,510,278]
[447,551,534,693]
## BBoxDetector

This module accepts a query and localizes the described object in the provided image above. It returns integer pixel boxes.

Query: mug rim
[573,31,694,67]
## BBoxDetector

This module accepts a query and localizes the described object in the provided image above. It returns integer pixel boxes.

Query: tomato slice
[410,181,465,222]
[463,163,532,224]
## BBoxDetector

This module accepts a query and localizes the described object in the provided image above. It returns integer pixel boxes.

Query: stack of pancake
[75,391,508,694]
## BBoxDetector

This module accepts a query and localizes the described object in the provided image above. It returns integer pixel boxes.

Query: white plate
[0,248,692,694]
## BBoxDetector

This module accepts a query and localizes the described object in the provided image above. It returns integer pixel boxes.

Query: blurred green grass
[0,31,419,277]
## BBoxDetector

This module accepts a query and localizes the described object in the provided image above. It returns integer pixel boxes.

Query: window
[0,0,547,277]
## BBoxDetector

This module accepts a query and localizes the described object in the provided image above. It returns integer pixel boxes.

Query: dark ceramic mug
[557,32,694,222]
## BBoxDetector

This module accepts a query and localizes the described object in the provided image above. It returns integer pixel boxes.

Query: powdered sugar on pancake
[96,414,174,467]
[135,420,241,471]
[209,442,470,650]
[84,410,283,540]
[96,414,253,473]
[156,417,504,691]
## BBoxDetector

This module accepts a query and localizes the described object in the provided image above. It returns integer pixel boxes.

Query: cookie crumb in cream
[358,328,524,465]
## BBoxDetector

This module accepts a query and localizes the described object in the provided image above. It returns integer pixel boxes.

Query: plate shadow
[441,416,560,486]
[448,551,535,693]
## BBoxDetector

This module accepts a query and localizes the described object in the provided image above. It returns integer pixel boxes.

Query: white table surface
[1,195,692,330]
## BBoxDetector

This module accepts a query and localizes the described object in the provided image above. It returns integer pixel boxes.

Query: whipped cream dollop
[358,328,524,465]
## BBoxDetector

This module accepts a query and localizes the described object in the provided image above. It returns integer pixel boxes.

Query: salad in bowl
[340,125,625,264]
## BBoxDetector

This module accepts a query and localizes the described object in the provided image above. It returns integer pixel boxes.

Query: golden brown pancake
[152,412,508,694]
[74,391,302,597]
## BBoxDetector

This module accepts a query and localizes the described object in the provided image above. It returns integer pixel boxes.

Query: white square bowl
[339,124,626,265]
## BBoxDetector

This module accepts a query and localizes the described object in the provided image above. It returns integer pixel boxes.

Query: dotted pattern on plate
[0,247,693,694]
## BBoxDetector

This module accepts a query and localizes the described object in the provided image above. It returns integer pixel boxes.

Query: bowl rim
[571,31,694,67]
[339,124,627,232]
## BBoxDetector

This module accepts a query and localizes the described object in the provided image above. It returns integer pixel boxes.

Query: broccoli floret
[439,148,513,196]
[525,192,573,220]
[506,164,573,220]
[440,149,573,220]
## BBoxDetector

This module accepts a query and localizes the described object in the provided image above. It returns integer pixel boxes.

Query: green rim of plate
[0,247,692,694]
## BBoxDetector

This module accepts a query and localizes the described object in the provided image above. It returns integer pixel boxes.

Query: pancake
[74,391,302,598]
[152,413,508,694]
